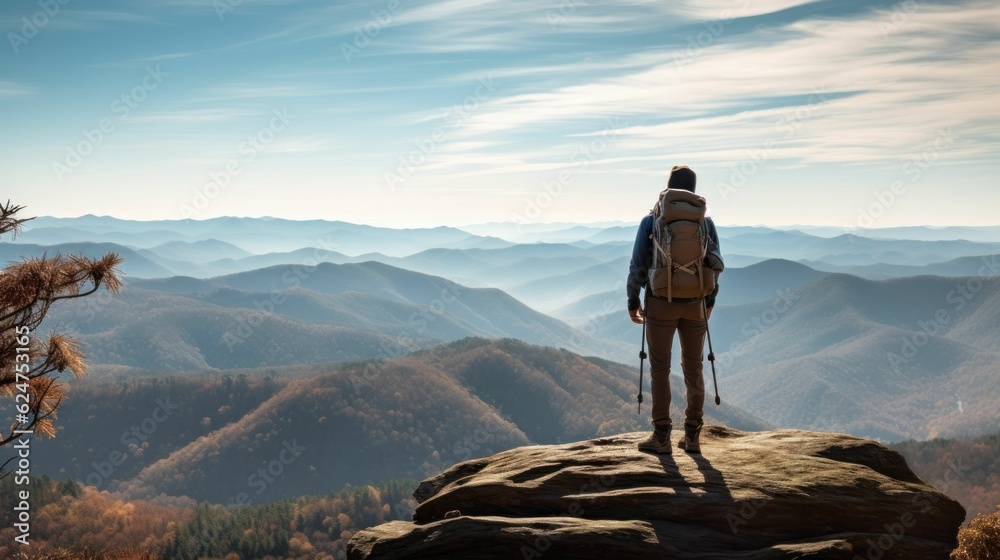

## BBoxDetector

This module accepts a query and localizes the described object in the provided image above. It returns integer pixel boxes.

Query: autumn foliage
[952,506,1000,560]
[891,431,1000,521]
[0,475,415,560]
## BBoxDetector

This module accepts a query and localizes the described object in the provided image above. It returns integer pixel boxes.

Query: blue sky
[1,0,998,228]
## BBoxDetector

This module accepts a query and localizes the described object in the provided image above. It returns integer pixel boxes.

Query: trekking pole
[637,314,647,417]
[703,299,721,406]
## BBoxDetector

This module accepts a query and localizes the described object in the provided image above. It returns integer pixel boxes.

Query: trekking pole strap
[637,293,648,416]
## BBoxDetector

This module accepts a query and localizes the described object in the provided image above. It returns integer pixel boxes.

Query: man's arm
[627,214,653,314]
[704,217,723,309]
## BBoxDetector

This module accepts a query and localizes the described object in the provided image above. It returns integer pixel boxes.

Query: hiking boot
[638,423,672,454]
[678,420,703,453]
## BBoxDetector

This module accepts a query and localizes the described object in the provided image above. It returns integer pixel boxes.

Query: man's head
[667,165,696,192]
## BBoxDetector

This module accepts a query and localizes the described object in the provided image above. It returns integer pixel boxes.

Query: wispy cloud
[141,51,196,62]
[91,51,197,69]
[650,0,822,20]
[423,0,1000,173]
[0,81,30,98]
[268,137,339,154]
[44,9,161,30]
[126,107,261,125]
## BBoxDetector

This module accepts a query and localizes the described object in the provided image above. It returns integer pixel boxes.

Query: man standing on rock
[626,165,723,454]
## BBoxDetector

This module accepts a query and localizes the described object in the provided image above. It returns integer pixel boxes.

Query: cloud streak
[420,0,1000,174]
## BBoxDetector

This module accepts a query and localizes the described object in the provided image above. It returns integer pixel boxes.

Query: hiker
[626,165,723,454]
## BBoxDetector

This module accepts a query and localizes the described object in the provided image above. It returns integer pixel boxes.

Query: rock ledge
[348,426,965,559]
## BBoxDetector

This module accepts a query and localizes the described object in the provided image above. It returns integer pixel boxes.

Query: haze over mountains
[8,216,1000,312]
[12,215,514,256]
[6,216,1000,514]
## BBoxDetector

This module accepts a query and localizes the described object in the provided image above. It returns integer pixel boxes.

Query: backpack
[647,188,717,301]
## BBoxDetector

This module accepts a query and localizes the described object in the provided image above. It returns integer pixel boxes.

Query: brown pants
[645,296,707,428]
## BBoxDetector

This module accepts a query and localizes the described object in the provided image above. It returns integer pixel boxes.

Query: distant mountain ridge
[572,270,1000,441]
[0,241,175,278]
[554,258,825,324]
[19,215,512,256]
[148,239,252,263]
[43,261,632,370]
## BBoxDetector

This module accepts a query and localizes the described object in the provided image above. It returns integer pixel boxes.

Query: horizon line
[19,214,1000,231]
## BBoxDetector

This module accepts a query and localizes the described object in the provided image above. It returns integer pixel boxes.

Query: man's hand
[629,307,644,325]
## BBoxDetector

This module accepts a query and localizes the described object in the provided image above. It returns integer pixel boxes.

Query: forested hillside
[0,475,416,560]
[892,431,1000,522]
[28,338,769,504]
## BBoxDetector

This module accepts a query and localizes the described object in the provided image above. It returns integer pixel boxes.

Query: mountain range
[42,261,630,371]
[8,216,1000,496]
[32,238,1000,443]
[563,268,1000,441]
[9,218,1000,319]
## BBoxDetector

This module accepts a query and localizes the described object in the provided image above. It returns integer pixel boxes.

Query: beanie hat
[667,165,697,192]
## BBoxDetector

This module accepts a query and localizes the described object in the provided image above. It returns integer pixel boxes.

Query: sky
[1,0,998,229]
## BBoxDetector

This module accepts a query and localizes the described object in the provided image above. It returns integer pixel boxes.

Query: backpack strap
[663,220,674,301]
[673,257,700,276]
[668,219,706,278]
[652,234,670,267]
[697,218,709,297]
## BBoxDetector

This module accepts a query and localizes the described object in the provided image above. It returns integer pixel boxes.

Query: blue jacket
[626,213,723,311]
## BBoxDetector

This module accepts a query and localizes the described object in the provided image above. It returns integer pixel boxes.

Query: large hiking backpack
[647,188,717,301]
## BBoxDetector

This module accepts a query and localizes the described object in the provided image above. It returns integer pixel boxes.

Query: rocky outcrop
[347,426,966,559]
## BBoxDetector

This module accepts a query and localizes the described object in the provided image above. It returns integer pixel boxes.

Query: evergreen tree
[0,201,122,472]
